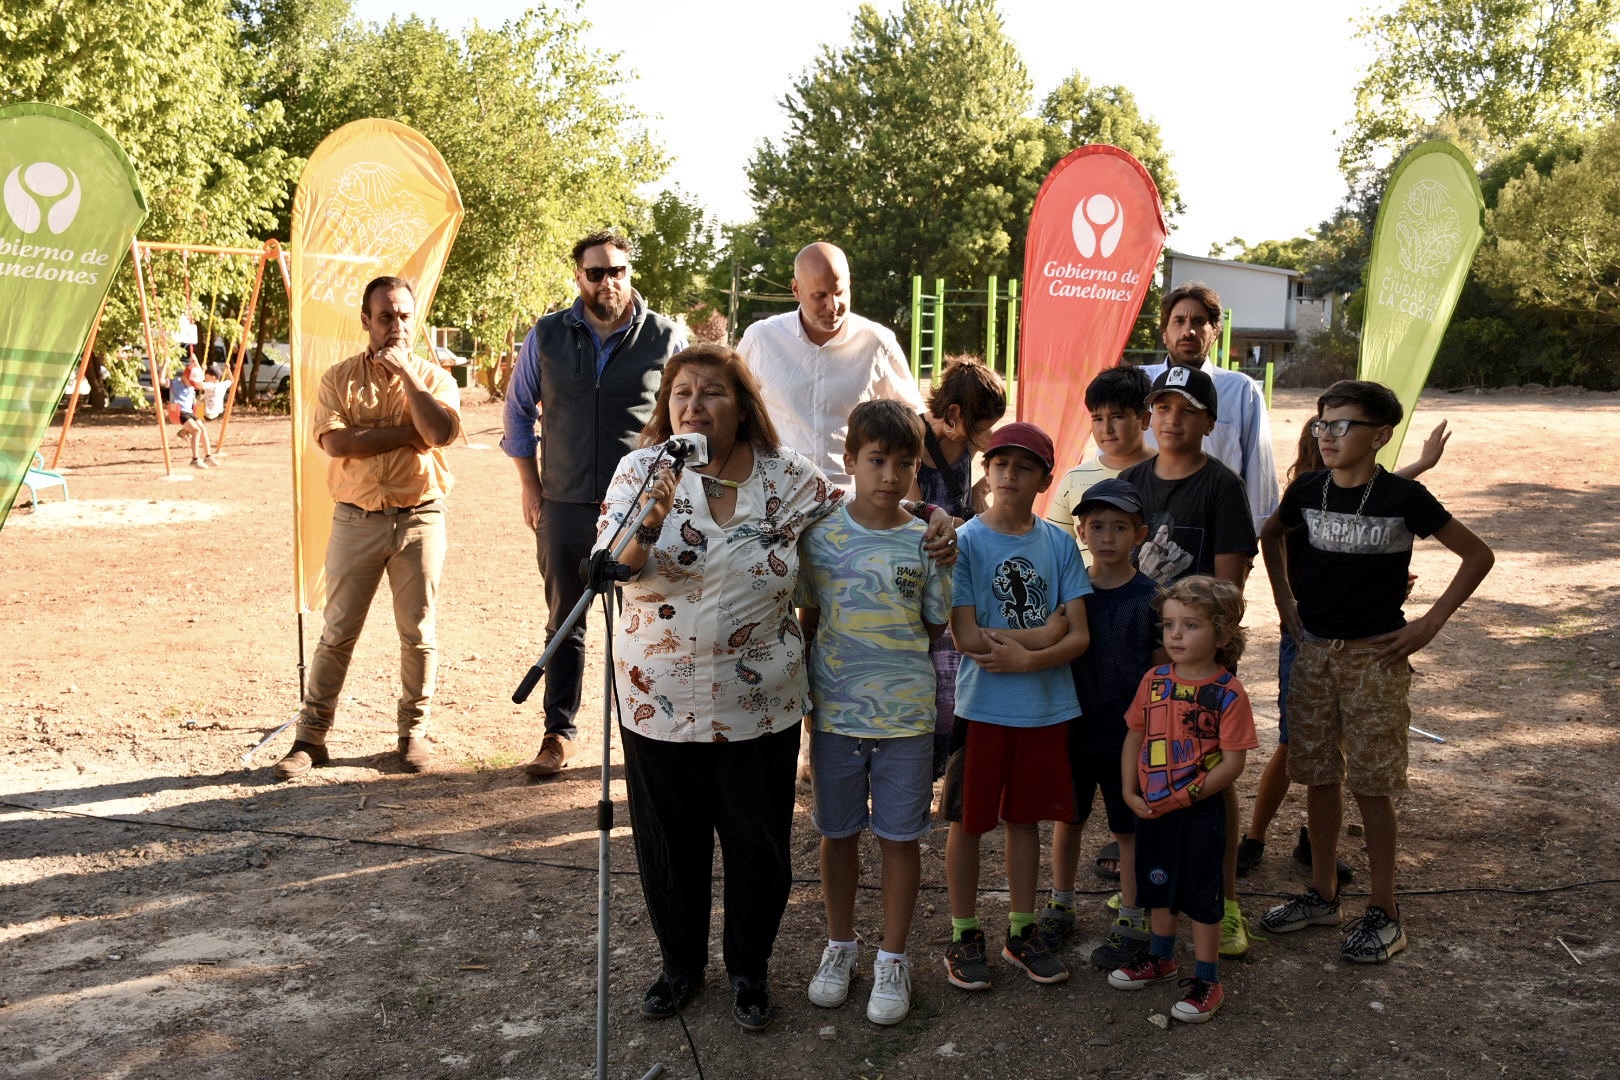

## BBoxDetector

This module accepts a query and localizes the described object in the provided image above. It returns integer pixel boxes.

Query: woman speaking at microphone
[596,342,841,1033]
[597,343,953,1032]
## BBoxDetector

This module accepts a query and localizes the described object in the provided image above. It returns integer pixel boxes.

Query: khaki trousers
[296,502,447,744]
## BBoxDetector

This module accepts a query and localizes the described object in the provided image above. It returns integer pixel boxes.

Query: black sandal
[641,972,700,1019]
[731,975,772,1032]
[1092,840,1121,881]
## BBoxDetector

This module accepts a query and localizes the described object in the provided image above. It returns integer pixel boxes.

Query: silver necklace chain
[1322,464,1381,519]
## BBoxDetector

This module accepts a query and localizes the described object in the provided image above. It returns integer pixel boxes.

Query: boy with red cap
[942,422,1093,991]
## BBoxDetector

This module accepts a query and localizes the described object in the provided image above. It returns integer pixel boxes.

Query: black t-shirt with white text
[1120,456,1257,587]
[1277,468,1451,639]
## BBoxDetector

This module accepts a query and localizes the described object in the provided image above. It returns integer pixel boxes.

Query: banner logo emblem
[1164,366,1191,387]
[3,162,82,235]
[1394,179,1462,277]
[1072,193,1125,258]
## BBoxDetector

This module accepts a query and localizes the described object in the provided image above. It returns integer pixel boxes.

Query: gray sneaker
[1035,901,1076,952]
[944,928,992,991]
[1260,887,1342,933]
[1089,916,1151,969]
[1003,923,1069,984]
[1341,906,1407,963]
[807,944,858,1007]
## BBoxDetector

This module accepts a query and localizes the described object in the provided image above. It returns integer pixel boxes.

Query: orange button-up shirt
[314,350,461,511]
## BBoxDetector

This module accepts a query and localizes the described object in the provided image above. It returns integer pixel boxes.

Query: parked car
[432,345,466,367]
[243,343,291,394]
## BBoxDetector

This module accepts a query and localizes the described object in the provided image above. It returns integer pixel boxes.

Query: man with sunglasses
[502,229,686,778]
[739,242,923,486]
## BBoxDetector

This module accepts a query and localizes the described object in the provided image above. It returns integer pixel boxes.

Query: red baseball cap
[984,421,1055,471]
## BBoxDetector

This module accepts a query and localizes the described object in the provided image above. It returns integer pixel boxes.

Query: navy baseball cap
[1072,477,1143,518]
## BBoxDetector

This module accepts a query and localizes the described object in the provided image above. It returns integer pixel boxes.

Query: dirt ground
[3,388,1617,1080]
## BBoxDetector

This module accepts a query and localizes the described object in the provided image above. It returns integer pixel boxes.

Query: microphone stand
[512,440,695,1080]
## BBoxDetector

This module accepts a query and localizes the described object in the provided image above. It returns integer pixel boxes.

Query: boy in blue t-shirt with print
[797,400,951,1027]
[942,422,1092,991]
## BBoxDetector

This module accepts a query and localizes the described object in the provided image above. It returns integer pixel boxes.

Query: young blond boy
[798,400,950,1025]
[943,423,1091,990]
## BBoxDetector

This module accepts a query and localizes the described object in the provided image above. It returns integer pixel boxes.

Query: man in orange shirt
[274,276,462,781]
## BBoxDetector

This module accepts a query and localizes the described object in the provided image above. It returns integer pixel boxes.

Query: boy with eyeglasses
[1257,380,1493,963]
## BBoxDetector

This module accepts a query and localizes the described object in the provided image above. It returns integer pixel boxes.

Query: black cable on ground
[6,799,1618,900]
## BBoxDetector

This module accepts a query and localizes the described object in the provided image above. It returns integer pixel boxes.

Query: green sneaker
[1219,898,1250,958]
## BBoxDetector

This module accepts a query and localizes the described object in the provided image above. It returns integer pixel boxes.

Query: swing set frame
[51,238,292,475]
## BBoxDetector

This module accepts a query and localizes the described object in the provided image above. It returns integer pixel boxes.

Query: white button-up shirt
[738,310,924,486]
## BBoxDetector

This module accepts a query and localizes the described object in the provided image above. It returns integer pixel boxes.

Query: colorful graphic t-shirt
[1127,664,1258,811]
[952,516,1092,728]
[797,508,951,738]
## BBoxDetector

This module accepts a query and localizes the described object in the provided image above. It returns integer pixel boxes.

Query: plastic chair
[21,452,69,506]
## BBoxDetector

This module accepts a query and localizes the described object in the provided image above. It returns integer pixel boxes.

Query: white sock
[876,949,906,965]
[828,939,857,954]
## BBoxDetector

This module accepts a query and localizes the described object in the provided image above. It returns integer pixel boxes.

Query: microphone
[663,432,710,468]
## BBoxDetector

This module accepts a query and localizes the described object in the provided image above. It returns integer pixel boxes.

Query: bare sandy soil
[2,388,1617,1080]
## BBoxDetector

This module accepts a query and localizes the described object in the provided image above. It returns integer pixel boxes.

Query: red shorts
[958,719,1076,835]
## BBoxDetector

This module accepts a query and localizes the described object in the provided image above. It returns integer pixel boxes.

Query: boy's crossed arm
[1120,730,1247,821]
[951,596,1089,674]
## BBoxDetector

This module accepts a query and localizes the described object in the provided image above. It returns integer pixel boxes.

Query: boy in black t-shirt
[1120,363,1258,958]
[1120,366,1256,588]
[1257,380,1493,964]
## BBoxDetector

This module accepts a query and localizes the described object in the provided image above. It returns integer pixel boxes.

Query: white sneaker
[865,958,911,1025]
[807,944,857,1007]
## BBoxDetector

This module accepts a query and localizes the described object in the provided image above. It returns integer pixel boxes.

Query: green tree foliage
[744,0,1046,335]
[1342,0,1620,192]
[628,189,718,319]
[1,0,301,396]
[1039,75,1182,219]
[253,7,666,348]
[740,0,1179,356]
[1471,121,1620,387]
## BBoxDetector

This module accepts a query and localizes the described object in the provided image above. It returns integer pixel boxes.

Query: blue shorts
[1277,630,1298,745]
[810,730,934,842]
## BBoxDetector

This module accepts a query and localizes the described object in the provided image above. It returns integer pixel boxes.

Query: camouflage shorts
[1285,634,1412,796]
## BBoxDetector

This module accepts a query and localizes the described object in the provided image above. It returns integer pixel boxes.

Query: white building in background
[1162,251,1335,368]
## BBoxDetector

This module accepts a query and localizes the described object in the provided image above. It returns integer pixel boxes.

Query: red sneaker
[1106,954,1178,990]
[1171,977,1226,1023]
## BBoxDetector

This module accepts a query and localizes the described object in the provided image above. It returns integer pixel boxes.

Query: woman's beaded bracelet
[636,523,662,546]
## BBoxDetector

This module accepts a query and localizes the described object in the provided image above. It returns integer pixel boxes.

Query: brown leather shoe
[398,737,432,773]
[273,740,329,781]
[522,733,574,777]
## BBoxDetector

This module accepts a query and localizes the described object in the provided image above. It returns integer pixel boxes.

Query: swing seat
[21,452,69,506]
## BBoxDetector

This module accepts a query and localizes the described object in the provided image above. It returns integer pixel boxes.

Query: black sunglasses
[581,265,628,283]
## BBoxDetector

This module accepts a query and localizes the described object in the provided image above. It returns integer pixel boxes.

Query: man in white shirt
[1140,282,1279,530]
[738,242,924,486]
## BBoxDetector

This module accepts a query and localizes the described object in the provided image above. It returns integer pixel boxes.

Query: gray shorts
[810,730,934,841]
